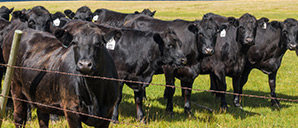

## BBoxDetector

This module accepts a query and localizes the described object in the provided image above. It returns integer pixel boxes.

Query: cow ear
[188,24,198,34]
[104,30,122,44]
[257,17,269,28]
[151,10,156,17]
[9,7,14,13]
[218,24,227,32]
[228,17,239,27]
[153,33,165,54]
[271,21,281,29]
[64,9,75,19]
[54,29,73,48]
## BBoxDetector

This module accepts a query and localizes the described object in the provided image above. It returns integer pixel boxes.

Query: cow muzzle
[77,59,94,74]
[288,43,297,50]
[244,37,254,45]
[204,48,214,55]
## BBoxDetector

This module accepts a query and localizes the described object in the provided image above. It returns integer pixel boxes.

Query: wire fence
[0,63,298,127]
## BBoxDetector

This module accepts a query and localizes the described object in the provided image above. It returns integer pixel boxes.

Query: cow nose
[246,38,254,44]
[77,60,93,72]
[181,57,187,65]
[288,43,297,50]
[204,48,214,55]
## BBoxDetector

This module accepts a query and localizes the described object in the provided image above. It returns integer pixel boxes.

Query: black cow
[64,6,93,21]
[199,13,258,109]
[233,18,298,108]
[93,8,156,28]
[51,11,71,28]
[102,27,186,123]
[9,6,52,32]
[0,6,14,21]
[123,15,225,114]
[2,21,119,128]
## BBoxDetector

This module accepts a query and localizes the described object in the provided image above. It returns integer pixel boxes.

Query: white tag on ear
[93,15,99,22]
[262,23,267,29]
[53,18,60,26]
[220,29,226,37]
[106,37,116,50]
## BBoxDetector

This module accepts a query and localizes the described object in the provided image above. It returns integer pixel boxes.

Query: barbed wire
[0,63,297,103]
[0,94,146,128]
[0,63,297,127]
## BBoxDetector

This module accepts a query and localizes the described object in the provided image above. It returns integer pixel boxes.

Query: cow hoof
[139,118,147,124]
[112,116,119,124]
[220,103,228,112]
[234,102,243,109]
[50,114,59,121]
[271,100,281,108]
[184,108,191,115]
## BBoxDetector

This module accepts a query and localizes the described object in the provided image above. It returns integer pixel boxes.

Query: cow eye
[28,20,35,25]
[283,30,288,34]
[95,42,102,47]
[168,44,174,49]
[71,41,78,45]
[198,33,203,37]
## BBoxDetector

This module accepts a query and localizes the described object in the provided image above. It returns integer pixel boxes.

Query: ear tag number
[106,37,116,50]
[220,29,226,37]
[262,23,267,29]
[93,15,99,22]
[53,18,60,26]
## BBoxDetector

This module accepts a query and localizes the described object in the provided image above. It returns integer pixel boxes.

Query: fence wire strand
[0,63,297,127]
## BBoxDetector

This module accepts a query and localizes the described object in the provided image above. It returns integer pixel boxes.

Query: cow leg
[134,89,145,123]
[269,72,280,107]
[11,81,27,128]
[181,80,194,115]
[232,76,242,108]
[234,67,253,107]
[210,73,218,96]
[163,66,176,114]
[37,109,49,128]
[214,74,228,110]
[27,103,32,121]
[64,111,82,128]
[112,83,124,123]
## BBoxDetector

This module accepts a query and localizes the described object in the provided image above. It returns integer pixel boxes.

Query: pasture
[1,0,298,127]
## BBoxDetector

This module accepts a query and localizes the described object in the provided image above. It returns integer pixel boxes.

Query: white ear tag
[53,18,60,26]
[106,37,116,50]
[262,23,267,29]
[93,15,99,22]
[220,29,226,37]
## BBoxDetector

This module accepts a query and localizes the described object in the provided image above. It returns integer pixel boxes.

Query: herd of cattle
[0,5,297,127]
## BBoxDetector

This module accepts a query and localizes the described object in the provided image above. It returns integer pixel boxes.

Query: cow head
[55,23,121,75]
[64,6,93,22]
[237,13,257,46]
[188,17,226,55]
[51,12,70,28]
[153,29,187,67]
[13,6,52,32]
[0,6,14,20]
[281,18,298,51]
[134,9,156,17]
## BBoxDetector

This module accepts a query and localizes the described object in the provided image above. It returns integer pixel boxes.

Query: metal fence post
[0,30,23,127]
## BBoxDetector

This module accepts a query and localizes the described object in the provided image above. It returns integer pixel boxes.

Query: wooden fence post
[0,30,23,127]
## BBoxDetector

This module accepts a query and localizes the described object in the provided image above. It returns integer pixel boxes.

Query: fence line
[0,63,297,103]
[0,63,297,126]
[0,94,146,128]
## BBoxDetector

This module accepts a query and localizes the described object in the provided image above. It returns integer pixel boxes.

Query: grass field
[1,0,298,127]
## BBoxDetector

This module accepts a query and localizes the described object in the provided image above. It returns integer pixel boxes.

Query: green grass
[1,0,298,127]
